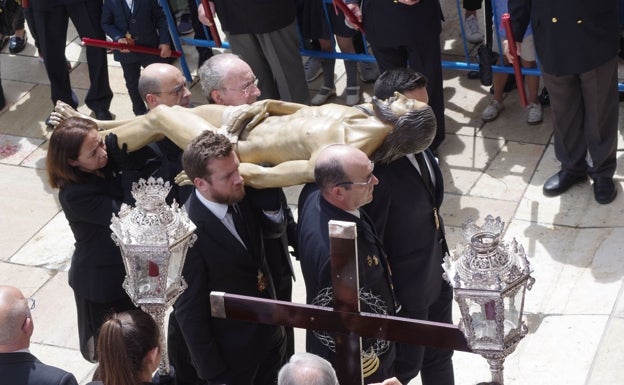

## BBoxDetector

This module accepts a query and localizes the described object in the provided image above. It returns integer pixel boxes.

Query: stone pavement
[1,4,624,385]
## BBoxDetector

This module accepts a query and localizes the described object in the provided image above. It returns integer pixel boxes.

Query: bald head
[199,53,260,106]
[0,285,33,351]
[314,145,378,211]
[139,63,191,109]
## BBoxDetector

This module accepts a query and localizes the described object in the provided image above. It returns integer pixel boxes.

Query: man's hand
[159,43,172,58]
[368,377,402,385]
[117,37,131,53]
[197,1,216,26]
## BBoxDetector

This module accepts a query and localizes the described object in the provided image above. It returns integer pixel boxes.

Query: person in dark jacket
[0,285,79,385]
[197,0,309,104]
[297,144,399,383]
[31,0,114,123]
[46,117,138,363]
[509,0,619,204]
[87,310,160,385]
[174,130,287,385]
[364,69,455,385]
[101,0,172,116]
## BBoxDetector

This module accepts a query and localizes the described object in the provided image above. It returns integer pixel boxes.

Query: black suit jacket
[174,190,285,382]
[0,352,78,385]
[212,0,296,35]
[59,168,133,303]
[358,0,442,47]
[363,150,447,312]
[509,0,619,75]
[101,0,171,64]
[297,191,397,381]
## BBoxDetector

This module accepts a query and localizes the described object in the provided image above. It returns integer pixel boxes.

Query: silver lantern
[442,215,535,385]
[111,177,197,376]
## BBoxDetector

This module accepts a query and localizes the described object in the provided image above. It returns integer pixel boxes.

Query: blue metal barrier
[160,0,622,91]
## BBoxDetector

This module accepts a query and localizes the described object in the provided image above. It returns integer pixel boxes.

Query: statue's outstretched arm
[99,105,220,152]
[51,101,139,129]
[239,160,314,188]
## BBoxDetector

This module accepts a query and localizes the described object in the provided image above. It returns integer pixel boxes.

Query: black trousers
[32,1,113,112]
[393,281,455,385]
[372,38,446,151]
[74,292,136,362]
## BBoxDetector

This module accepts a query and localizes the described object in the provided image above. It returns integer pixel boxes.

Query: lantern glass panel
[502,284,525,335]
[167,243,187,289]
[468,297,498,341]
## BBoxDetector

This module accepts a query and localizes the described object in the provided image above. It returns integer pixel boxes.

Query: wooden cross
[209,220,471,385]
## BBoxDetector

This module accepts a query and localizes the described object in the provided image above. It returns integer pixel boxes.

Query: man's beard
[212,185,246,205]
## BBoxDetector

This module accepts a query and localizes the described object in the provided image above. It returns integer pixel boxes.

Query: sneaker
[465,14,484,44]
[177,14,194,35]
[526,102,543,125]
[304,57,323,82]
[345,86,361,106]
[311,86,336,105]
[359,61,379,83]
[482,99,504,121]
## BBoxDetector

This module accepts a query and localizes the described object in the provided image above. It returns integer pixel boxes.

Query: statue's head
[370,92,437,164]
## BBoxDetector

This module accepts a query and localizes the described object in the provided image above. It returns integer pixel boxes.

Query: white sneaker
[465,15,484,44]
[526,102,543,125]
[345,86,361,106]
[304,57,323,82]
[482,99,503,121]
[359,61,380,83]
[311,86,336,105]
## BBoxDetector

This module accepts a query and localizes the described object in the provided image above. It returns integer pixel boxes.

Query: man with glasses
[296,144,399,382]
[0,285,79,385]
[199,53,261,106]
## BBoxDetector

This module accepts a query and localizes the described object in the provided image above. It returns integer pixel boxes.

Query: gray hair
[198,53,241,103]
[278,352,338,385]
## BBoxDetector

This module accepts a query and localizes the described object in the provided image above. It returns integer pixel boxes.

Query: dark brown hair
[46,117,99,189]
[182,130,233,182]
[97,310,160,385]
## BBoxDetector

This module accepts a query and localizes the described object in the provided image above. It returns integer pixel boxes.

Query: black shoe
[538,87,550,106]
[593,177,617,204]
[9,33,27,54]
[0,35,8,50]
[45,112,55,127]
[94,110,113,120]
[543,171,587,197]
[0,82,6,110]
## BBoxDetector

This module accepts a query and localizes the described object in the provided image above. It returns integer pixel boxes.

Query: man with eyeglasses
[296,144,399,383]
[0,285,79,385]
[199,53,262,106]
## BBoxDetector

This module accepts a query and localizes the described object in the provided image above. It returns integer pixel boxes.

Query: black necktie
[228,204,250,247]
[415,152,434,195]
[415,153,440,230]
